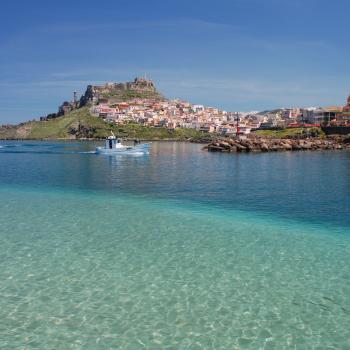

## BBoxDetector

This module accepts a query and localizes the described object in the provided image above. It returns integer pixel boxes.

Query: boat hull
[96,143,151,154]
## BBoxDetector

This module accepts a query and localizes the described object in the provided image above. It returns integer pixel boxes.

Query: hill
[0,77,215,141]
[0,107,210,141]
[256,108,284,116]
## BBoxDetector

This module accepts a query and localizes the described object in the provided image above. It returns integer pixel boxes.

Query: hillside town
[89,98,350,136]
[43,77,350,136]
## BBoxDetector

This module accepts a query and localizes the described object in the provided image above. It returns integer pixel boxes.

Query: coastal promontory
[0,78,209,141]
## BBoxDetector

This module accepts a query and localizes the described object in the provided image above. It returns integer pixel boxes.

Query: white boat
[96,132,151,154]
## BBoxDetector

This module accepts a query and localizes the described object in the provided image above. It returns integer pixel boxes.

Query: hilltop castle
[40,77,164,121]
[79,77,163,107]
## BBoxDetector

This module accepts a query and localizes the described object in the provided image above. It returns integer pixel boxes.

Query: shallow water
[0,141,350,349]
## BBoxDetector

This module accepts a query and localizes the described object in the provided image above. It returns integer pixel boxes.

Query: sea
[0,140,349,349]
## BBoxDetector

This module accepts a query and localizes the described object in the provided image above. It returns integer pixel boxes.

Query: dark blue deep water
[1,140,349,227]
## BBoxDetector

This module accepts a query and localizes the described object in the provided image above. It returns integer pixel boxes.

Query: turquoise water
[0,141,350,349]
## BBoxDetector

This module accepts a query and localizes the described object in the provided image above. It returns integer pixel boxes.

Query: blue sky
[0,0,349,123]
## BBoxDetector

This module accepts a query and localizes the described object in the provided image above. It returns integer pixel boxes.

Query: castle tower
[73,91,77,105]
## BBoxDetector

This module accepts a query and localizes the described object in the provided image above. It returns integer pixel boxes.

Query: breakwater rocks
[204,136,350,153]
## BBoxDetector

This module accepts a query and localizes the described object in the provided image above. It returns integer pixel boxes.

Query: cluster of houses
[89,94,350,135]
[90,99,254,135]
[259,99,350,130]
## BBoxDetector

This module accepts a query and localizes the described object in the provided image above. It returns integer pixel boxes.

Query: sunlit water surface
[0,141,350,349]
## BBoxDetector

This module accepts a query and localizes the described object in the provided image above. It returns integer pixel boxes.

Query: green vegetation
[103,122,210,141]
[102,90,164,101]
[256,109,283,116]
[27,110,84,139]
[0,107,211,141]
[253,127,324,138]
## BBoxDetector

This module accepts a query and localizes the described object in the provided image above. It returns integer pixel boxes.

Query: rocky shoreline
[204,135,350,153]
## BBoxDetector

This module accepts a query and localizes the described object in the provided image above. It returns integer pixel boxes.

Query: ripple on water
[0,188,350,349]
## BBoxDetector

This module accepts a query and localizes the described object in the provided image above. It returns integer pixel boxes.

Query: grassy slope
[103,90,164,102]
[97,121,210,141]
[1,107,210,140]
[27,111,82,139]
[253,127,324,138]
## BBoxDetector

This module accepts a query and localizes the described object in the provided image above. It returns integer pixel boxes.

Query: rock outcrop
[205,135,350,153]
[79,77,165,107]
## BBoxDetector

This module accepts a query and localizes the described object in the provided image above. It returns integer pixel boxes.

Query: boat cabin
[106,135,122,149]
